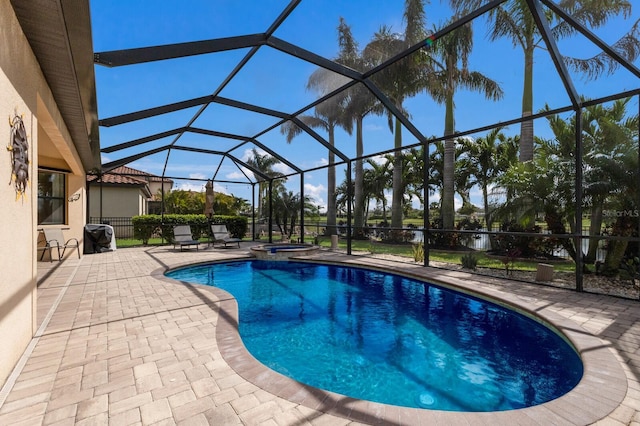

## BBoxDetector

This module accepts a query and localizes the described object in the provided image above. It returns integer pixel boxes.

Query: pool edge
[174,255,627,424]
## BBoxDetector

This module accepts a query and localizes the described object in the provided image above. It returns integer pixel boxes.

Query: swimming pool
[166,260,583,412]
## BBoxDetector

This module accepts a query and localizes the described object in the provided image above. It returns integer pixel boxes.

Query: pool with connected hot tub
[249,243,320,260]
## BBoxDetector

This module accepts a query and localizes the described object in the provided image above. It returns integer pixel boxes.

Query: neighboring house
[87,165,173,220]
[1,1,100,386]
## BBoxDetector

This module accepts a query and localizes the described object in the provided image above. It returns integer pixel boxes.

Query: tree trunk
[546,209,578,262]
[585,204,603,263]
[353,117,366,238]
[257,183,264,220]
[391,117,404,231]
[326,129,337,236]
[519,45,534,163]
[603,216,635,274]
[441,94,455,229]
[483,183,498,251]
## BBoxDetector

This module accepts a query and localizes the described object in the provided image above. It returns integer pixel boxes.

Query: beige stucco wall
[149,180,172,199]
[89,185,147,218]
[0,2,87,387]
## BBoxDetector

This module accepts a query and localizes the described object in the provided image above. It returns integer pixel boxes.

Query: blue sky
[90,0,640,212]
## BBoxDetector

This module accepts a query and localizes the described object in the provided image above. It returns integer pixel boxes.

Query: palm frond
[563,18,640,80]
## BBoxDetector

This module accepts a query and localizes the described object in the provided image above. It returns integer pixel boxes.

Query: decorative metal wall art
[7,112,29,200]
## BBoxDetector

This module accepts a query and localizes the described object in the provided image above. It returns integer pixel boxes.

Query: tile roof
[87,166,173,185]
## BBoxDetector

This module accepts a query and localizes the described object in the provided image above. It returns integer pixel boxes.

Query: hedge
[132,214,248,245]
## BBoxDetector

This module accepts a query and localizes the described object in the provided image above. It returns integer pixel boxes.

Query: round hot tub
[250,243,320,260]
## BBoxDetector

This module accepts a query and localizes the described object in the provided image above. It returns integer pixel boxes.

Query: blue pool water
[166,260,583,412]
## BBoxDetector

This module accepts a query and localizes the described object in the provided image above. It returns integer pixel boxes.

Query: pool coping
[163,254,628,425]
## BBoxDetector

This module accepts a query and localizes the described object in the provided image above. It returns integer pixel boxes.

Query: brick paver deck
[1,244,639,425]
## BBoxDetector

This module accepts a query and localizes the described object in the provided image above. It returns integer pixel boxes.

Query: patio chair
[210,224,241,248]
[173,225,200,251]
[40,228,80,262]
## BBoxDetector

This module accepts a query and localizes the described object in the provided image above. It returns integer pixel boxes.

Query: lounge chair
[40,228,80,262]
[173,225,200,251]
[210,224,241,248]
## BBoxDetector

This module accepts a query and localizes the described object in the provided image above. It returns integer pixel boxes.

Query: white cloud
[368,154,387,165]
[175,182,205,192]
[273,162,294,175]
[189,173,206,180]
[239,148,295,178]
[241,147,265,162]
[303,183,326,209]
[315,158,328,167]
[214,183,229,194]
[226,171,246,180]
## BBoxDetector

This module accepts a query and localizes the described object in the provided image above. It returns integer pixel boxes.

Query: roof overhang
[11,0,100,171]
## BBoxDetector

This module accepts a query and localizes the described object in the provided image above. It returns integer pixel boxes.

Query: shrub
[461,252,478,270]
[456,217,483,247]
[412,242,425,263]
[494,220,540,257]
[131,214,248,244]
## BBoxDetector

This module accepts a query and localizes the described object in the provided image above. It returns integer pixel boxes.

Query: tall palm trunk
[442,92,456,229]
[519,44,535,162]
[482,183,498,250]
[326,131,337,236]
[603,215,635,273]
[391,116,404,232]
[585,204,603,263]
[257,183,264,220]
[354,117,365,238]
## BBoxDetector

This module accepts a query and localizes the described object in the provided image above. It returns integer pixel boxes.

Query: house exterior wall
[148,180,172,199]
[89,185,147,218]
[0,2,87,386]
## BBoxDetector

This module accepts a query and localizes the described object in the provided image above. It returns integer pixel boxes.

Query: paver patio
[1,244,640,425]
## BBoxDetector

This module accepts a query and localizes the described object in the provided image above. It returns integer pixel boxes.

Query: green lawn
[115,234,576,274]
[312,236,576,273]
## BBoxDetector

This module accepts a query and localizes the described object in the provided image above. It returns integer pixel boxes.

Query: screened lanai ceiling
[92,0,640,203]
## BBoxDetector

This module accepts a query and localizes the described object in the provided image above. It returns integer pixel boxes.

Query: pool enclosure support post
[423,141,430,267]
[252,182,256,241]
[575,107,584,292]
[99,176,103,224]
[637,95,640,268]
[268,179,273,244]
[347,161,352,255]
[300,173,305,243]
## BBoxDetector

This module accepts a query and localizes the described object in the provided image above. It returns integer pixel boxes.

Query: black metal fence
[89,217,134,239]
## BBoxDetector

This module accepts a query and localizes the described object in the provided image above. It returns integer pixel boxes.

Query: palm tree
[400,147,426,211]
[363,0,428,232]
[466,127,506,233]
[337,18,377,238]
[281,65,352,237]
[451,0,640,162]
[272,189,312,240]
[335,171,354,219]
[245,148,284,220]
[364,158,392,222]
[429,141,445,212]
[454,138,477,213]
[423,18,504,229]
[545,98,639,266]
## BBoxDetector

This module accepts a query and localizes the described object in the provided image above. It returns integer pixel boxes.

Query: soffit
[10,0,100,172]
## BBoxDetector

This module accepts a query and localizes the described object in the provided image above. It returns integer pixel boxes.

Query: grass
[117,237,166,248]
[313,236,576,273]
[115,234,576,274]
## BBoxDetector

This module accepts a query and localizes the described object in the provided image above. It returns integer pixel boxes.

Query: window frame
[37,168,67,225]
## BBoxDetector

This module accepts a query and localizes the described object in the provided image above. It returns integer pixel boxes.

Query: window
[38,170,65,224]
